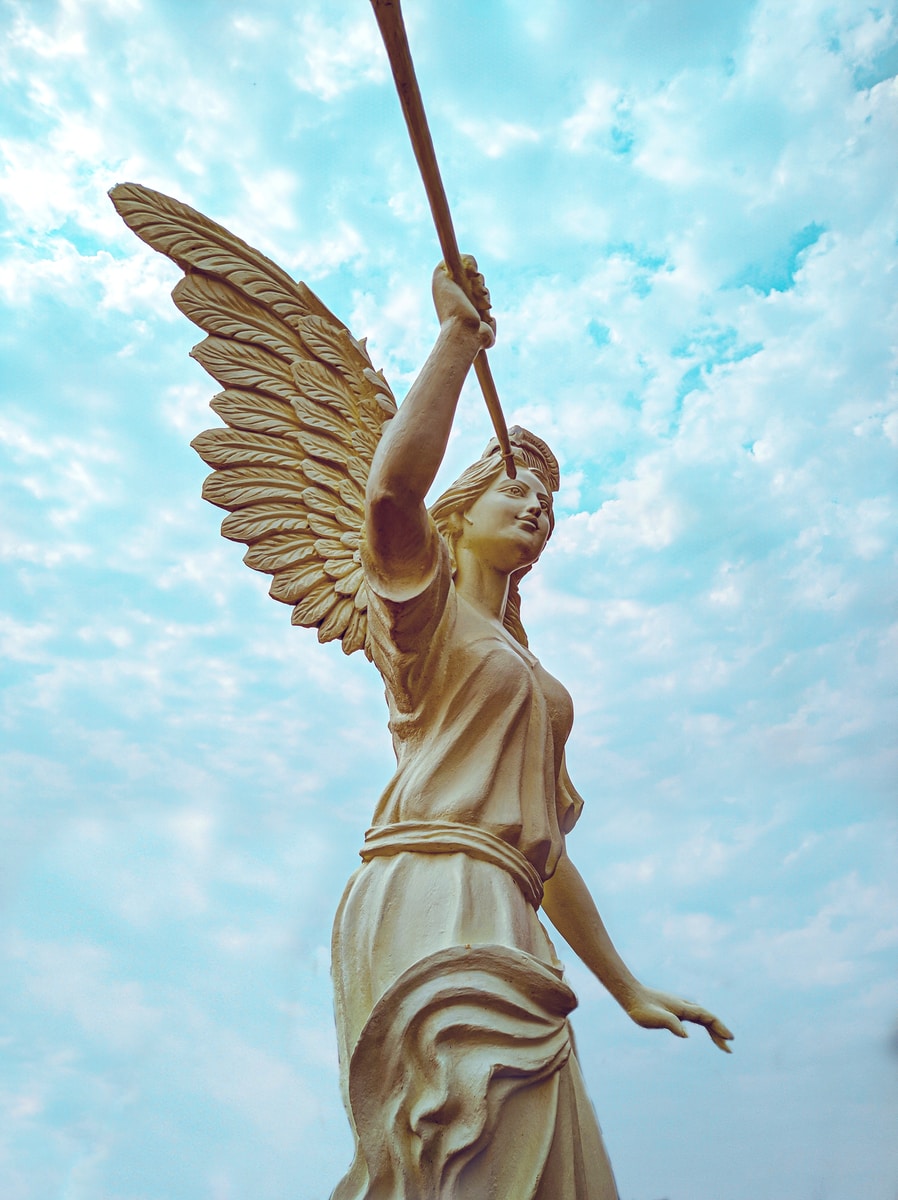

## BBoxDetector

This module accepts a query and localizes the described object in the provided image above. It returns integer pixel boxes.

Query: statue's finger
[676,1001,709,1024]
[709,1028,733,1053]
[692,1009,735,1039]
[649,1009,688,1038]
[679,1003,731,1039]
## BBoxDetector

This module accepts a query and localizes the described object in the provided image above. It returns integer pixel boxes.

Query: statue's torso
[365,537,577,880]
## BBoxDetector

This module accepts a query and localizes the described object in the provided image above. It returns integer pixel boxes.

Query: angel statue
[110,181,733,1200]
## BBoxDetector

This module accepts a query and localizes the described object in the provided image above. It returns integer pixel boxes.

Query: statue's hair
[428,427,559,648]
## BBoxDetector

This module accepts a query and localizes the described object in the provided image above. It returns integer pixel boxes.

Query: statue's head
[429,427,560,646]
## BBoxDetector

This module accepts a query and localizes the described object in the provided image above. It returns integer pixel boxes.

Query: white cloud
[557,467,686,555]
[289,9,387,102]
[0,414,121,527]
[165,1007,330,1153]
[159,381,215,439]
[0,615,55,663]
[661,910,732,959]
[289,220,367,278]
[238,167,300,233]
[11,935,163,1052]
[452,113,541,159]
[3,5,88,63]
[562,80,622,151]
[0,534,91,568]
[745,872,897,989]
[350,278,433,387]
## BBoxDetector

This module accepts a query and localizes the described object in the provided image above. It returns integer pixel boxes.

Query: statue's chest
[455,613,574,748]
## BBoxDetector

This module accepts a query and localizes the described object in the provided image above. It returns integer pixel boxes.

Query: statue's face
[458,467,552,572]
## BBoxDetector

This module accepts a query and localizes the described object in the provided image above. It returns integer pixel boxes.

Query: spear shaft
[369,0,517,478]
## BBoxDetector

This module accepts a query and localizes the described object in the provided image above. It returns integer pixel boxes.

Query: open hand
[625,985,734,1053]
[432,256,496,348]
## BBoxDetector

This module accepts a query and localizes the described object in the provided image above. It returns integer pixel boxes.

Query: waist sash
[360,820,544,909]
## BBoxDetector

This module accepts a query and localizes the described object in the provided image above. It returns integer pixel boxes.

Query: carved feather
[363,367,398,410]
[318,598,353,643]
[109,183,341,333]
[191,428,305,472]
[334,505,360,530]
[192,338,296,401]
[220,504,309,543]
[292,395,352,442]
[335,566,365,597]
[297,316,363,378]
[346,455,370,492]
[351,427,380,459]
[291,579,339,624]
[302,485,341,516]
[315,538,351,559]
[340,609,368,657]
[243,535,317,573]
[202,466,308,510]
[174,275,304,361]
[295,430,344,465]
[301,458,349,492]
[270,561,330,605]
[324,555,361,581]
[209,390,301,438]
[292,361,357,421]
[354,581,370,613]
[338,477,365,508]
[109,180,396,656]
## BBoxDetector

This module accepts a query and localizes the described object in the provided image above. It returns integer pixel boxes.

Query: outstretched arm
[365,261,494,591]
[542,852,734,1052]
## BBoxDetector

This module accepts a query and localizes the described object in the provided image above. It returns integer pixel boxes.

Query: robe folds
[330,526,620,1200]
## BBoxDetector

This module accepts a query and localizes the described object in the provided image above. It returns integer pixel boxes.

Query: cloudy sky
[2,0,897,1197]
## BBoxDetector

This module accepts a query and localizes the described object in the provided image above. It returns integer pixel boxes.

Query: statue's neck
[454,551,510,623]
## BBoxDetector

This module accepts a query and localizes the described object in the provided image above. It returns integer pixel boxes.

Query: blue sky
[1,0,896,1197]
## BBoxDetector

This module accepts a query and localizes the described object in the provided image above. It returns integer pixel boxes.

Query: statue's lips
[515,517,541,533]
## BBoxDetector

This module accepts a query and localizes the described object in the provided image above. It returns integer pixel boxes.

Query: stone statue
[110,181,733,1200]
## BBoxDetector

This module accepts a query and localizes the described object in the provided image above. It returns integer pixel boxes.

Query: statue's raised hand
[432,255,496,349]
[625,984,734,1053]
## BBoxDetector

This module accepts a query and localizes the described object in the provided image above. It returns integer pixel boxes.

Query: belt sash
[360,820,545,909]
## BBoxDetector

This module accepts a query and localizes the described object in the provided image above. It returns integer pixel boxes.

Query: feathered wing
[109,182,397,658]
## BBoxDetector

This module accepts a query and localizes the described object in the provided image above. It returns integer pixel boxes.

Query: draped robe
[330,525,620,1200]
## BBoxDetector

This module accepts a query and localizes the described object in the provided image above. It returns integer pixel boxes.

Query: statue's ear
[440,512,464,577]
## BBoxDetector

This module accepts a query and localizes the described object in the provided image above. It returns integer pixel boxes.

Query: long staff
[369,0,517,478]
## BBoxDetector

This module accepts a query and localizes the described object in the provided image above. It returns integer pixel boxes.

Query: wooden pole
[369,0,517,478]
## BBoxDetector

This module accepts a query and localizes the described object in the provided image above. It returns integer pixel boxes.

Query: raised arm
[365,260,495,592]
[542,852,734,1052]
